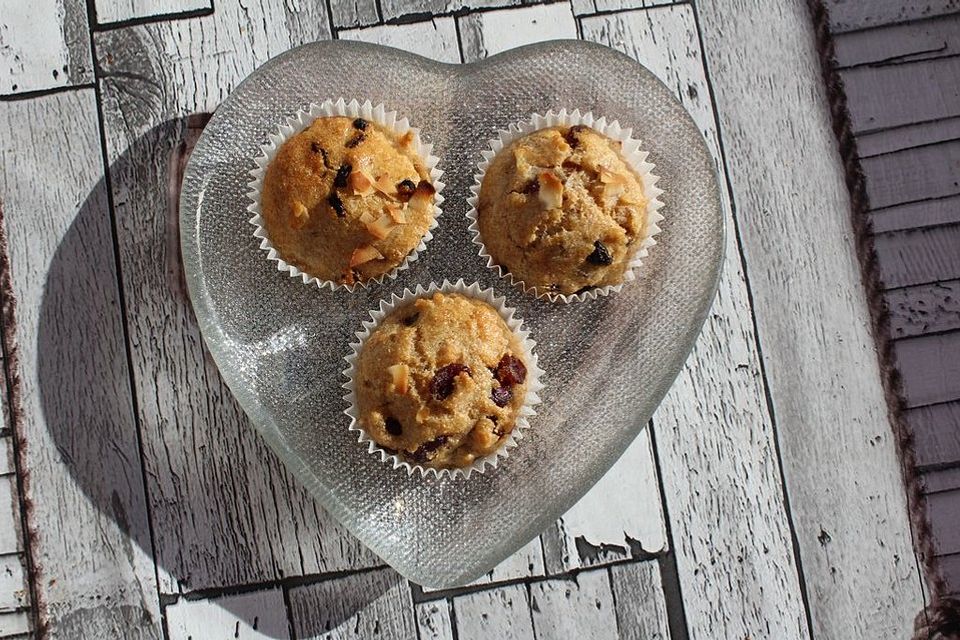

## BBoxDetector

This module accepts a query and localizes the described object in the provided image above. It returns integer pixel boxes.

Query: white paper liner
[467,108,664,303]
[247,98,446,292]
[342,279,545,479]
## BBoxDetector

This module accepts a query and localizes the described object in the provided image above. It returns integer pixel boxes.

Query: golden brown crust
[260,116,434,284]
[355,292,529,469]
[477,125,648,295]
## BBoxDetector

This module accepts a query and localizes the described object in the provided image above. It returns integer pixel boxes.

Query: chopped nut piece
[359,210,375,224]
[290,201,309,229]
[365,213,398,240]
[408,180,436,209]
[349,169,376,196]
[599,168,630,206]
[349,245,384,267]
[399,131,415,148]
[537,171,564,209]
[386,203,407,224]
[373,174,398,200]
[387,363,410,395]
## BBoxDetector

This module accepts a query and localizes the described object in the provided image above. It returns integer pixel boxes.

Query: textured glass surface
[180,40,724,588]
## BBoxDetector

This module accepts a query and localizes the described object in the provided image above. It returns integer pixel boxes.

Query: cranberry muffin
[355,292,528,469]
[260,116,435,285]
[477,125,648,295]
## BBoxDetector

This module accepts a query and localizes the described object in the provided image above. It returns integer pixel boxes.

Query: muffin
[477,125,648,295]
[260,116,436,285]
[355,292,529,469]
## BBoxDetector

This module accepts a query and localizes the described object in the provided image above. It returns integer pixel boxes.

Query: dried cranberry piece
[311,143,331,168]
[409,436,448,463]
[346,133,365,148]
[565,124,589,147]
[586,240,613,266]
[430,364,471,400]
[385,417,403,436]
[495,355,527,387]
[519,179,539,194]
[353,118,368,130]
[396,179,417,201]
[334,163,352,189]
[327,193,345,217]
[401,313,419,327]
[491,386,512,408]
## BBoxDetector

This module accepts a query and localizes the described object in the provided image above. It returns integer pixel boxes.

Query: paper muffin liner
[247,98,446,292]
[467,108,664,303]
[342,279,545,479]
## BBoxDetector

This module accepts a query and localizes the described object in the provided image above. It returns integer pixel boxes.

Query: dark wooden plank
[824,0,960,33]
[922,467,960,494]
[886,279,960,338]
[833,14,960,67]
[867,194,960,233]
[857,116,960,159]
[841,56,960,133]
[927,488,960,555]
[941,552,960,596]
[893,333,960,407]
[874,225,960,289]
[288,569,416,639]
[861,139,960,210]
[908,401,960,468]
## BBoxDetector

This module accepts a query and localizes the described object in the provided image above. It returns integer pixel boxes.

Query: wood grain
[923,467,960,494]
[339,18,461,62]
[894,332,960,407]
[857,116,960,160]
[328,0,380,29]
[886,279,960,338]
[0,0,92,94]
[861,140,960,209]
[415,600,455,640]
[0,90,161,637]
[165,589,290,640]
[696,0,924,635]
[927,488,960,555]
[909,400,960,468]
[288,569,416,639]
[571,0,674,16]
[609,561,671,640]
[453,583,535,640]
[0,478,21,557]
[824,0,960,33]
[841,57,960,134]
[583,5,810,637]
[93,5,384,594]
[874,225,960,289]
[942,552,960,597]
[458,3,577,63]
[868,195,960,233]
[833,13,960,68]
[379,0,519,22]
[528,572,618,640]
[93,0,211,24]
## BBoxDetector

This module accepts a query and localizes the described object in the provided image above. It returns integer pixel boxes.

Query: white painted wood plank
[582,6,811,638]
[339,18,461,63]
[0,478,20,555]
[380,0,519,23]
[94,6,383,594]
[328,0,380,29]
[696,0,925,636]
[0,0,92,94]
[458,3,578,63]
[94,0,210,25]
[0,439,13,479]
[0,90,161,637]
[422,537,545,592]
[571,0,674,16]
[0,556,27,613]
[609,561,671,640]
[453,583,535,640]
[288,568,416,639]
[529,571,619,640]
[0,611,29,636]
[165,589,290,640]
[542,430,665,573]
[415,600,455,640]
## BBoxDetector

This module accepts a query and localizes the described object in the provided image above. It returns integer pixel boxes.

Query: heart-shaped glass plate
[180,39,724,588]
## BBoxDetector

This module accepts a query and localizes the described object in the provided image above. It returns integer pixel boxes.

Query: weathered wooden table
[0,0,928,638]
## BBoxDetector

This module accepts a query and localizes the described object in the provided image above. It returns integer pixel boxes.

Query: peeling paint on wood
[340,18,461,62]
[458,3,577,63]
[94,0,211,25]
[165,589,290,640]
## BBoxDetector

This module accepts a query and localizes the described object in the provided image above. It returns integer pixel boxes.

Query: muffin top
[477,125,648,295]
[355,292,529,469]
[260,116,436,285]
